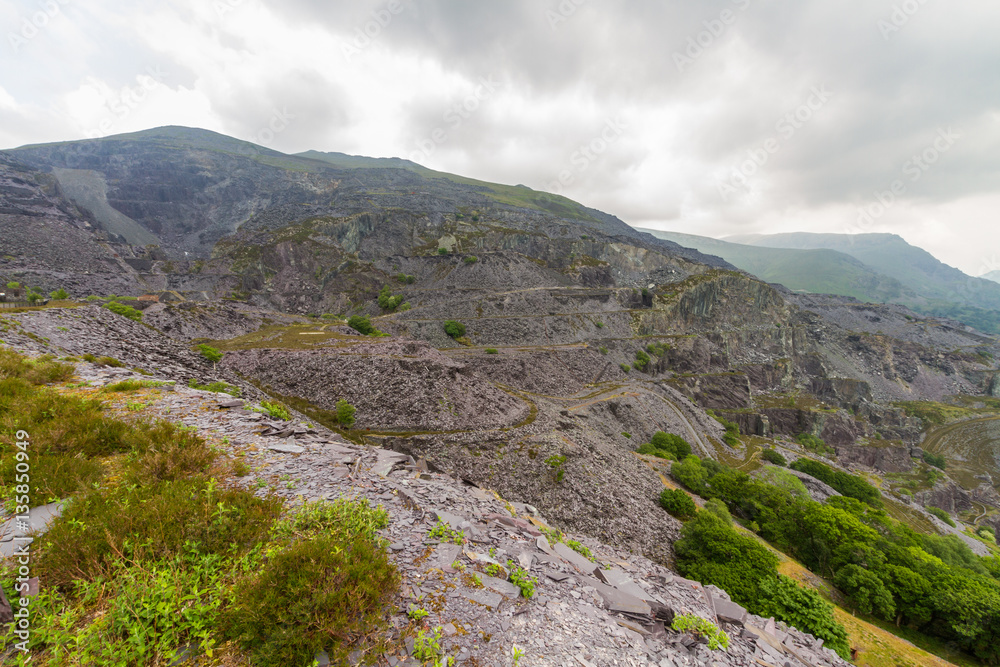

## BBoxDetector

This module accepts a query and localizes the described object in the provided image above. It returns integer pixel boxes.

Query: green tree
[335,399,356,428]
[834,564,896,620]
[756,575,851,660]
[674,511,779,607]
[49,288,70,300]
[659,489,697,520]
[443,320,466,339]
[347,315,376,335]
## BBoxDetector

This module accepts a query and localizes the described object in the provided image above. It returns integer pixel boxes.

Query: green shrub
[927,505,956,527]
[506,562,538,598]
[101,379,169,392]
[651,432,691,458]
[834,564,896,619]
[49,288,70,300]
[923,451,947,470]
[396,273,416,284]
[704,498,732,525]
[443,320,466,339]
[671,614,729,651]
[707,410,741,447]
[103,301,142,322]
[633,350,651,371]
[756,575,850,660]
[255,401,292,421]
[463,255,478,264]
[437,248,448,255]
[196,344,223,363]
[761,448,786,467]
[335,399,356,428]
[36,477,281,589]
[95,356,124,368]
[790,459,882,507]
[223,531,399,666]
[598,346,608,355]
[377,285,405,311]
[620,363,631,373]
[0,348,74,384]
[659,488,697,520]
[485,348,499,354]
[347,315,376,335]
[674,511,779,607]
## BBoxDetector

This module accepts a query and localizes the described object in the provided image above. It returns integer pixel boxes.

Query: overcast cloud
[2,0,998,274]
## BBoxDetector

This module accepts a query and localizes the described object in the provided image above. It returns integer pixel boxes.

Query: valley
[2,127,1000,666]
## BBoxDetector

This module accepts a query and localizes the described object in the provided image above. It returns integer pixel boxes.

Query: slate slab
[597,568,660,602]
[429,543,463,569]
[579,575,651,616]
[478,573,521,598]
[431,510,466,529]
[711,597,747,625]
[0,502,64,558]
[463,589,502,610]
[371,450,411,476]
[268,442,305,454]
[554,541,600,576]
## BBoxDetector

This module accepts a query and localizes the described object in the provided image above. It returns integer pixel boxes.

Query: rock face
[0,152,140,296]
[222,342,530,431]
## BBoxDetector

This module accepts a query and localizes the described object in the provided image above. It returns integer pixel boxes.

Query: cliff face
[0,152,141,296]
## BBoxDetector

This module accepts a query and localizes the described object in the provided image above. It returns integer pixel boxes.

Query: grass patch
[188,379,241,396]
[0,349,399,666]
[101,378,171,392]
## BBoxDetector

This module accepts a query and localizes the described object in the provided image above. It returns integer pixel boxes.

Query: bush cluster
[636,431,691,461]
[761,448,787,467]
[789,458,882,507]
[659,488,697,520]
[443,320,466,339]
[104,301,142,322]
[707,410,741,447]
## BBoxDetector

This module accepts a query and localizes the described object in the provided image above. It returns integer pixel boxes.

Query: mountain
[6,125,1000,665]
[982,270,1000,284]
[713,232,1000,334]
[637,229,916,303]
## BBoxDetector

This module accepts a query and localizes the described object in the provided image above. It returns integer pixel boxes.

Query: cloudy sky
[2,0,998,274]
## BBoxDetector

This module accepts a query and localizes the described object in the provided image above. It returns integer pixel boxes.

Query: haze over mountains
[641,229,1000,334]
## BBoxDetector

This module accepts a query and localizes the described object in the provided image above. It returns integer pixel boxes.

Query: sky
[1,0,998,275]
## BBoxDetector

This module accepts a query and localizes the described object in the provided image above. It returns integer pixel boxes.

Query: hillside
[637,229,916,303]
[3,126,1000,665]
[725,232,1000,333]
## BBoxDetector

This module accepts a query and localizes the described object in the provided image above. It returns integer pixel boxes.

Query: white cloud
[1,0,998,275]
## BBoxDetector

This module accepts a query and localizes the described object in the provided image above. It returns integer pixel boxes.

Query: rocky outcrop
[835,443,914,473]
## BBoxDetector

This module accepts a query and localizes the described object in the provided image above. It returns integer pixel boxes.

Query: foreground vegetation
[669,453,1000,664]
[0,349,398,666]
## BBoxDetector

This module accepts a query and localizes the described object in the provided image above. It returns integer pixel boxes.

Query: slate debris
[0,351,855,667]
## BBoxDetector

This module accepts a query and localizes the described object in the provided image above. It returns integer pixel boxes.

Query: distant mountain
[722,232,1000,334]
[982,270,1000,285]
[637,230,915,304]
